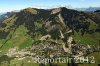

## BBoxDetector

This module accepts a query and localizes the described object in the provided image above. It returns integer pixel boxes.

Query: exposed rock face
[39,34,51,41]
[51,8,61,14]
[63,36,73,54]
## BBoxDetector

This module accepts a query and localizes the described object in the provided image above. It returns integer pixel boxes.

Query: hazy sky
[0,0,100,12]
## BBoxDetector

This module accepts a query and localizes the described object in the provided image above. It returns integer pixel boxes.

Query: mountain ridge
[76,7,100,11]
[0,7,100,66]
[0,7,99,51]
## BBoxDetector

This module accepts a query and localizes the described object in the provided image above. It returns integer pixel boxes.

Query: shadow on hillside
[0,31,10,39]
[0,55,15,66]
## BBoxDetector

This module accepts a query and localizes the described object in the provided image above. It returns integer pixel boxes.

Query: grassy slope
[78,52,100,66]
[73,31,100,45]
[73,20,100,45]
[0,25,33,54]
[1,52,100,66]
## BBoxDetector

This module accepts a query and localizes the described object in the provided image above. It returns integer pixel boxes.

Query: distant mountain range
[0,12,16,22]
[76,7,100,11]
[0,13,3,15]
